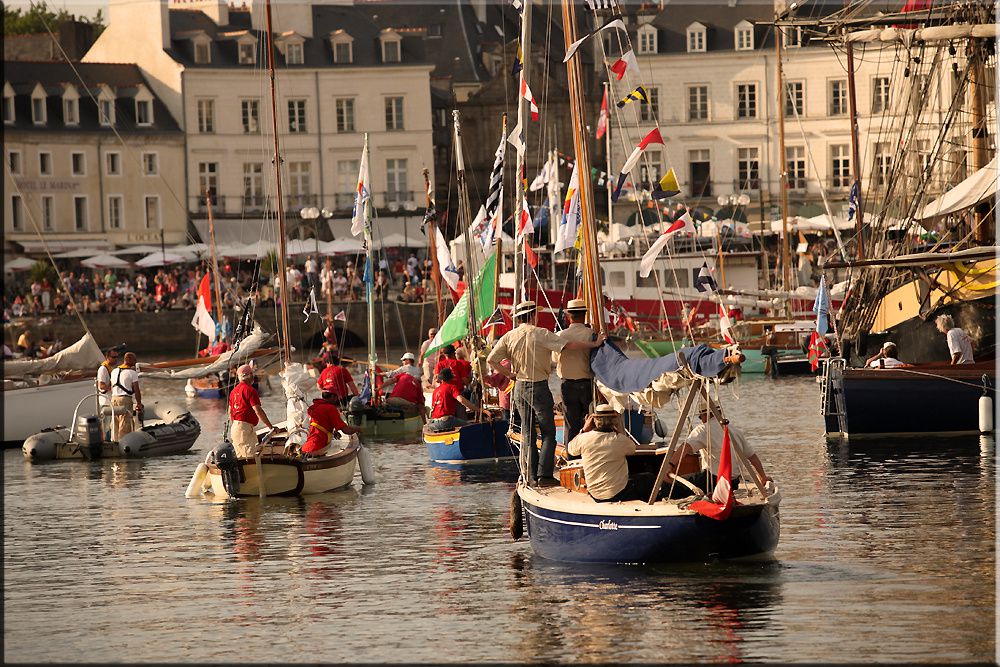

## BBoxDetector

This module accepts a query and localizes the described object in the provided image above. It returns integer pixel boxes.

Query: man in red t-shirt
[434,345,471,390]
[429,368,479,432]
[383,371,423,408]
[228,364,275,457]
[302,376,362,456]
[317,355,359,407]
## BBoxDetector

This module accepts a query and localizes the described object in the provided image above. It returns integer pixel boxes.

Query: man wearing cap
[228,364,275,458]
[487,300,606,486]
[567,405,657,502]
[318,355,359,407]
[110,352,142,438]
[381,353,423,409]
[554,298,597,444]
[382,352,422,381]
[865,342,909,369]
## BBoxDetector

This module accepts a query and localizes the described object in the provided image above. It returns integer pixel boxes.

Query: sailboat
[186,0,373,498]
[511,0,779,564]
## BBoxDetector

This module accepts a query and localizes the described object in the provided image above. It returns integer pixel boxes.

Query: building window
[105,152,121,176]
[872,76,890,113]
[385,158,408,204]
[288,161,312,206]
[41,195,55,231]
[239,41,256,65]
[99,99,115,126]
[39,151,52,176]
[638,150,663,191]
[288,99,307,133]
[144,195,160,229]
[686,24,706,53]
[243,162,264,210]
[829,79,847,116]
[736,83,757,119]
[737,147,760,190]
[136,99,153,126]
[385,97,404,131]
[8,150,22,175]
[334,40,352,64]
[687,85,708,121]
[735,22,754,50]
[916,139,933,183]
[336,98,355,132]
[783,26,802,48]
[688,149,711,196]
[198,162,219,202]
[11,195,24,231]
[71,152,86,176]
[784,80,804,117]
[874,142,892,186]
[194,41,211,64]
[197,99,214,133]
[831,144,851,188]
[142,152,158,176]
[63,97,79,125]
[604,270,626,287]
[638,25,657,54]
[31,96,47,125]
[286,42,304,65]
[639,87,659,123]
[108,195,123,229]
[337,159,359,208]
[785,146,806,189]
[73,195,88,231]
[241,99,260,134]
[381,38,400,63]
[3,93,14,124]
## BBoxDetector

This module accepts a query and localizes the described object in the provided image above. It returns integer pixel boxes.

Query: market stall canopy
[135,252,190,268]
[112,245,165,255]
[53,248,111,258]
[81,253,131,268]
[19,240,106,254]
[285,238,324,256]
[918,156,997,221]
[4,257,38,272]
[172,243,210,255]
[320,238,365,254]
[371,232,417,250]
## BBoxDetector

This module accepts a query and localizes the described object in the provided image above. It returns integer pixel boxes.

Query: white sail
[3,332,103,378]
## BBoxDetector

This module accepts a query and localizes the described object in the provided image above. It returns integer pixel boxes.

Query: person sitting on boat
[935,314,975,364]
[865,342,909,369]
[110,352,143,439]
[318,355,359,408]
[383,369,424,409]
[567,404,656,502]
[429,368,479,432]
[435,344,472,391]
[383,352,422,381]
[666,401,770,498]
[228,363,275,458]
[554,298,596,444]
[301,380,362,457]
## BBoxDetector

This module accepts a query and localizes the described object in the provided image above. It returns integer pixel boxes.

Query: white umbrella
[371,232,416,250]
[286,238,323,256]
[135,251,191,268]
[320,238,365,254]
[231,240,276,259]
[54,248,109,258]
[113,245,165,255]
[81,254,131,269]
[4,257,38,272]
[172,243,210,254]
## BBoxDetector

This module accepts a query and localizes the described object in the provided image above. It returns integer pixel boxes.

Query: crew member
[302,376,362,457]
[110,352,142,439]
[864,341,908,368]
[555,298,596,443]
[383,369,423,408]
[97,344,124,408]
[936,314,974,364]
[419,328,439,389]
[429,368,479,432]
[383,352,422,381]
[487,300,605,487]
[228,363,274,458]
[566,404,656,502]
[317,355,359,407]
[434,344,471,390]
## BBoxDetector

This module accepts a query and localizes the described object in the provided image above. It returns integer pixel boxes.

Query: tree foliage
[4,2,105,37]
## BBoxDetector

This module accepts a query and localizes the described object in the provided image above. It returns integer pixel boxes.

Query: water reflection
[426,460,518,485]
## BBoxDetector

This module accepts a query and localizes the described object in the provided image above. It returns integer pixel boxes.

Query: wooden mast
[422,167,446,326]
[845,40,866,260]
[512,0,532,307]
[361,134,377,381]
[205,191,224,327]
[775,16,792,298]
[264,0,292,362]
[968,34,992,244]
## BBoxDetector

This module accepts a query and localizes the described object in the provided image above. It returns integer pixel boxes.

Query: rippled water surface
[4,371,995,663]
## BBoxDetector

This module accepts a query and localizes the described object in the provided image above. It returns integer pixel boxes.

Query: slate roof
[3,61,181,134]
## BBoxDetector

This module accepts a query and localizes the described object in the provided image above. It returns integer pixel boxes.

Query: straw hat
[593,404,617,417]
[512,300,537,318]
[565,298,587,312]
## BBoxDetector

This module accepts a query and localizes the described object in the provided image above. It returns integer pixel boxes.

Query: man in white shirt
[96,345,123,407]
[936,314,974,364]
[865,341,908,369]
[304,256,319,293]
[566,404,642,501]
[383,352,422,380]
[110,352,142,438]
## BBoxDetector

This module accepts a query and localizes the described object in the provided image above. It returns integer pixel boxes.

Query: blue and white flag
[813,275,830,333]
[362,256,373,286]
[695,262,718,293]
[358,371,372,405]
[847,180,861,222]
[432,224,460,292]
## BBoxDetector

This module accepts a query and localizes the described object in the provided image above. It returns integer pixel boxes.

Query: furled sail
[139,326,274,379]
[918,156,997,221]
[3,332,104,378]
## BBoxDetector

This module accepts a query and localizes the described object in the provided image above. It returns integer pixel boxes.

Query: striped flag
[611,128,664,202]
[595,87,609,139]
[616,85,648,108]
[609,49,639,80]
[585,0,617,9]
[555,163,581,254]
[564,17,626,63]
[350,146,370,236]
[511,43,523,78]
[516,193,534,241]
[520,78,540,121]
[687,425,737,520]
[718,304,735,344]
[651,168,680,200]
[638,212,695,277]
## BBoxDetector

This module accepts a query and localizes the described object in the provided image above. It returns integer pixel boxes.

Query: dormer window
[687,22,707,53]
[194,41,211,64]
[380,30,401,63]
[98,86,116,126]
[135,86,154,126]
[62,85,79,126]
[31,84,47,125]
[286,42,304,65]
[3,83,14,124]
[783,26,802,48]
[735,20,754,51]
[238,40,256,65]
[637,24,657,55]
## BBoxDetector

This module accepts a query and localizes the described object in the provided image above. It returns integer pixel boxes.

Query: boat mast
[361,134,377,380]
[495,113,508,330]
[422,167,445,326]
[604,81,613,231]
[264,0,292,362]
[561,0,605,335]
[844,40,865,260]
[512,0,532,307]
[205,191,224,329]
[968,33,992,244]
[775,13,792,299]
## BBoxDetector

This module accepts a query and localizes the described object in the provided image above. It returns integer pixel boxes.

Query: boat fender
[22,429,69,462]
[980,395,994,434]
[118,430,155,457]
[509,490,523,541]
[357,442,376,485]
[185,463,210,498]
[184,379,197,398]
[209,442,241,496]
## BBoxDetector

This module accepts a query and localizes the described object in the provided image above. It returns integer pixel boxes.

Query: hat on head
[512,300,537,318]
[237,363,254,378]
[882,341,896,350]
[565,298,588,312]
[593,404,617,417]
[401,352,415,361]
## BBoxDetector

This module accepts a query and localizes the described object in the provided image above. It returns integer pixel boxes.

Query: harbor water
[3,371,995,663]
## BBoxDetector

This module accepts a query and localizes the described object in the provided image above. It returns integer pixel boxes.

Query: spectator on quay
[333,270,348,297]
[40,277,52,311]
[320,258,333,300]
[406,253,420,282]
[375,271,390,300]
[305,256,319,293]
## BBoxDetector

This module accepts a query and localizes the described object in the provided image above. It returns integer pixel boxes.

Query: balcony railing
[189,192,423,216]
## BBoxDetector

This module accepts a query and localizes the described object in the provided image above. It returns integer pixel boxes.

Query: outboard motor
[76,415,103,460]
[209,442,241,496]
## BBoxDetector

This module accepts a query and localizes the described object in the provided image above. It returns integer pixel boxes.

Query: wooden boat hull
[424,419,514,464]
[518,486,780,564]
[347,406,424,438]
[3,377,96,444]
[204,441,359,497]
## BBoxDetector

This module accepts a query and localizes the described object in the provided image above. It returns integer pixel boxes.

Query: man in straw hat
[567,404,659,502]
[487,300,606,487]
[554,298,597,444]
[228,363,275,458]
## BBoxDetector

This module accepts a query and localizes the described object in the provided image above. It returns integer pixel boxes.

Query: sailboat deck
[521,484,779,518]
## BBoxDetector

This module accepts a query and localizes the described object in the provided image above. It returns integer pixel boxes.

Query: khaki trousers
[230,420,259,458]
[111,395,134,439]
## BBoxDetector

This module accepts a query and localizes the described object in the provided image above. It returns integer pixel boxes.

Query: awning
[918,156,997,221]
[17,240,107,253]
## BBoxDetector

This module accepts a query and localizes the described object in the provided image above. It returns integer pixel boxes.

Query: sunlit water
[4,368,995,663]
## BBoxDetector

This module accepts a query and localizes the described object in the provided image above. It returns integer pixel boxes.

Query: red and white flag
[595,88,609,139]
[191,274,216,338]
[719,304,735,344]
[334,309,347,322]
[524,240,539,269]
[609,49,639,81]
[520,79,540,121]
[516,193,534,241]
[638,212,695,277]
[688,425,737,520]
